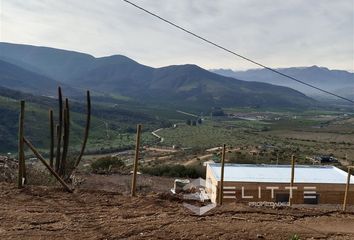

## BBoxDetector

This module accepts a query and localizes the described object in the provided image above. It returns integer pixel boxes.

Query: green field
[157,120,265,149]
[155,111,354,165]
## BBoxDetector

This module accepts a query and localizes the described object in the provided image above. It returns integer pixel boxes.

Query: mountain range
[212,67,354,100]
[0,42,315,110]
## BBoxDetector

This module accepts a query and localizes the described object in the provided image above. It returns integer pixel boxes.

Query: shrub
[91,156,125,173]
[141,164,205,178]
[26,166,57,186]
[228,152,257,164]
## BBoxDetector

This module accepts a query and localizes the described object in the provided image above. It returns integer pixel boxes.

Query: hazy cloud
[0,0,353,70]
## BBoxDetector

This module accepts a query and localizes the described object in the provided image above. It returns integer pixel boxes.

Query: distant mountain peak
[211,66,354,97]
[99,54,138,63]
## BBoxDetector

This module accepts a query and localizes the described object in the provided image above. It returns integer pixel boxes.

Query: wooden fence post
[289,155,295,206]
[343,166,352,211]
[131,124,142,197]
[18,100,25,188]
[276,153,279,165]
[218,144,226,205]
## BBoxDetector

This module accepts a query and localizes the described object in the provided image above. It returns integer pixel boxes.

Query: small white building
[206,163,354,204]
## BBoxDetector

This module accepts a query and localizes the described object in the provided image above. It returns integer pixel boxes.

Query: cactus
[55,87,63,172]
[59,109,67,176]
[55,123,60,172]
[18,86,91,188]
[75,90,91,168]
[39,88,91,178]
[60,99,70,176]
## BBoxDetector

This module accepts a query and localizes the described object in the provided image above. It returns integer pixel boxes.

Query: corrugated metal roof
[208,163,354,184]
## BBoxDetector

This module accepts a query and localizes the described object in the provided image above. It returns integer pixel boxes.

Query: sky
[0,0,353,71]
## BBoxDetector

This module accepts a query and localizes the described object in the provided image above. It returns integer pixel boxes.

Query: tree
[211,107,225,117]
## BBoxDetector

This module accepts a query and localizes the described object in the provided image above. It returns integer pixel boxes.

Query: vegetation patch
[91,156,126,174]
[141,164,205,178]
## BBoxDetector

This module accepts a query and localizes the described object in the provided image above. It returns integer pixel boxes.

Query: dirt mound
[0,156,18,182]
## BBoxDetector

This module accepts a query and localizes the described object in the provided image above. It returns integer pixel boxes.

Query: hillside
[0,42,315,109]
[212,67,354,97]
[0,42,96,82]
[74,63,314,109]
[0,60,78,96]
[0,87,159,154]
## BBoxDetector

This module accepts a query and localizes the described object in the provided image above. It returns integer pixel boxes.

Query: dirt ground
[1,177,354,240]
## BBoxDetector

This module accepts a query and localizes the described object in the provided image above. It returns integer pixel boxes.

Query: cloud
[0,0,353,71]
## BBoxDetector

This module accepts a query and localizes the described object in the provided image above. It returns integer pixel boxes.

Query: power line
[122,0,354,104]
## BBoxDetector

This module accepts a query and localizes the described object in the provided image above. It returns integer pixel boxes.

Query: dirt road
[1,182,354,239]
